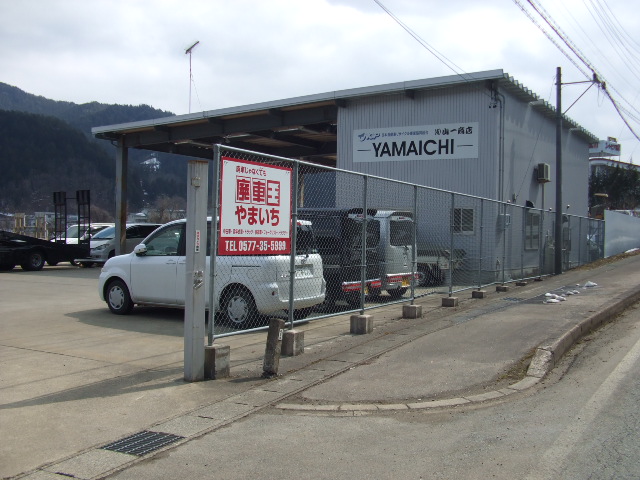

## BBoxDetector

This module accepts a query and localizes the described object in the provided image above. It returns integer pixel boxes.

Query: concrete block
[402,304,422,318]
[441,296,459,307]
[204,344,230,379]
[527,348,554,378]
[471,290,486,299]
[282,329,305,356]
[350,314,373,334]
[496,285,510,292]
[515,281,528,286]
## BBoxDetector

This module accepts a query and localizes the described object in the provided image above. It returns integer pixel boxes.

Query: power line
[515,0,640,142]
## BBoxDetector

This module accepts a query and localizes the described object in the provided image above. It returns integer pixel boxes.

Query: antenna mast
[185,41,200,113]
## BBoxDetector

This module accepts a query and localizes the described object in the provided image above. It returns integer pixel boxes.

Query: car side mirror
[134,244,147,256]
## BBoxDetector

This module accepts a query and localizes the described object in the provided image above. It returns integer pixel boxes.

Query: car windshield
[65,226,81,238]
[296,224,318,254]
[92,226,115,240]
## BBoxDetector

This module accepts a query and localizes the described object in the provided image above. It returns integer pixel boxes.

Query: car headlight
[93,244,108,252]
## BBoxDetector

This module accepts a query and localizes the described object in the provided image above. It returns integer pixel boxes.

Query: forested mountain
[0,83,188,215]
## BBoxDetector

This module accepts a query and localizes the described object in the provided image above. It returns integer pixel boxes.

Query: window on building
[525,211,540,250]
[453,208,474,234]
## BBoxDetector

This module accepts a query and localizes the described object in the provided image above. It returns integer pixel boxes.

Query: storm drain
[101,431,185,456]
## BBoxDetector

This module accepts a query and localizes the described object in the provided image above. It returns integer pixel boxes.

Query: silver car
[78,223,161,267]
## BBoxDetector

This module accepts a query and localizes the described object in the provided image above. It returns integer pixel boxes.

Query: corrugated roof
[92,69,598,164]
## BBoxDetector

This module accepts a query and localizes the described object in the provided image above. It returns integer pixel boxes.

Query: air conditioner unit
[536,163,551,183]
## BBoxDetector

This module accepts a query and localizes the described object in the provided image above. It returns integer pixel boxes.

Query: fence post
[538,208,544,278]
[477,199,484,289]
[287,161,299,329]
[501,203,507,285]
[208,146,221,346]
[411,185,418,304]
[359,176,369,313]
[520,206,525,281]
[449,193,455,296]
[578,216,582,267]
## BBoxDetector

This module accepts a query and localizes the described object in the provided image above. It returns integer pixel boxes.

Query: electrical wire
[516,0,640,142]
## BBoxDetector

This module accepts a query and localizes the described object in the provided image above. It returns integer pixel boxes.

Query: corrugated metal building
[93,69,599,277]
[303,71,596,217]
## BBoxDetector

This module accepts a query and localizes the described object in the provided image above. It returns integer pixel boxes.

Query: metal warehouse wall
[501,92,590,217]
[336,84,499,200]
[300,77,592,281]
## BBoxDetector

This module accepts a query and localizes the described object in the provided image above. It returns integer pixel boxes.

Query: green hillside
[0,83,187,215]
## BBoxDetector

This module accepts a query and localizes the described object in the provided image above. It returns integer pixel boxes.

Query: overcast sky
[2,0,638,162]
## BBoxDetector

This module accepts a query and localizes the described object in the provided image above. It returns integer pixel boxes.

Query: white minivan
[98,218,326,329]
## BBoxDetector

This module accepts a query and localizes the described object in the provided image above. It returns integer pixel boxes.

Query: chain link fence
[209,146,604,338]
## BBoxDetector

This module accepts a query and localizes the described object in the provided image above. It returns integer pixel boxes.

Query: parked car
[297,208,381,306]
[53,223,114,244]
[78,223,161,267]
[98,218,326,328]
[373,210,416,298]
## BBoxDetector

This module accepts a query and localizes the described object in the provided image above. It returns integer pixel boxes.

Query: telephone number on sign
[223,239,288,253]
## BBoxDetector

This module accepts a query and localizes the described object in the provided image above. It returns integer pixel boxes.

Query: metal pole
[555,66,563,275]
[538,207,544,277]
[115,140,128,256]
[287,162,299,329]
[207,146,221,346]
[411,185,418,304]
[578,216,582,266]
[501,203,507,285]
[521,207,525,281]
[477,199,484,289]
[360,176,368,312]
[449,193,454,296]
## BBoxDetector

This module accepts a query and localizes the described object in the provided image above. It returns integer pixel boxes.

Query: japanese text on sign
[219,157,292,255]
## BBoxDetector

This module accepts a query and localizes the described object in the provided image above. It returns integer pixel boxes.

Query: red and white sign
[218,157,292,255]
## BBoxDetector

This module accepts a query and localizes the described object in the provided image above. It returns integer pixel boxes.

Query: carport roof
[92,69,598,166]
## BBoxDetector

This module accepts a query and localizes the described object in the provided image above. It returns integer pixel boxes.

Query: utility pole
[554,67,600,275]
[555,67,563,275]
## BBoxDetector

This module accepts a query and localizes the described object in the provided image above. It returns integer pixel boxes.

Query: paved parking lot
[0,266,266,477]
[2,264,415,478]
[1,264,450,478]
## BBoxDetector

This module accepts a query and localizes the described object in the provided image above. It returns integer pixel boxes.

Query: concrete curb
[276,282,640,413]
[527,283,640,379]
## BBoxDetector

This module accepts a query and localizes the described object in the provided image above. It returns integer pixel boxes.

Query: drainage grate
[101,431,185,456]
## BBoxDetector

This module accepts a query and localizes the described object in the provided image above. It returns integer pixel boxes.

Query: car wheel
[344,292,362,308]
[20,250,45,271]
[106,279,134,315]
[221,287,257,328]
[368,287,382,298]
